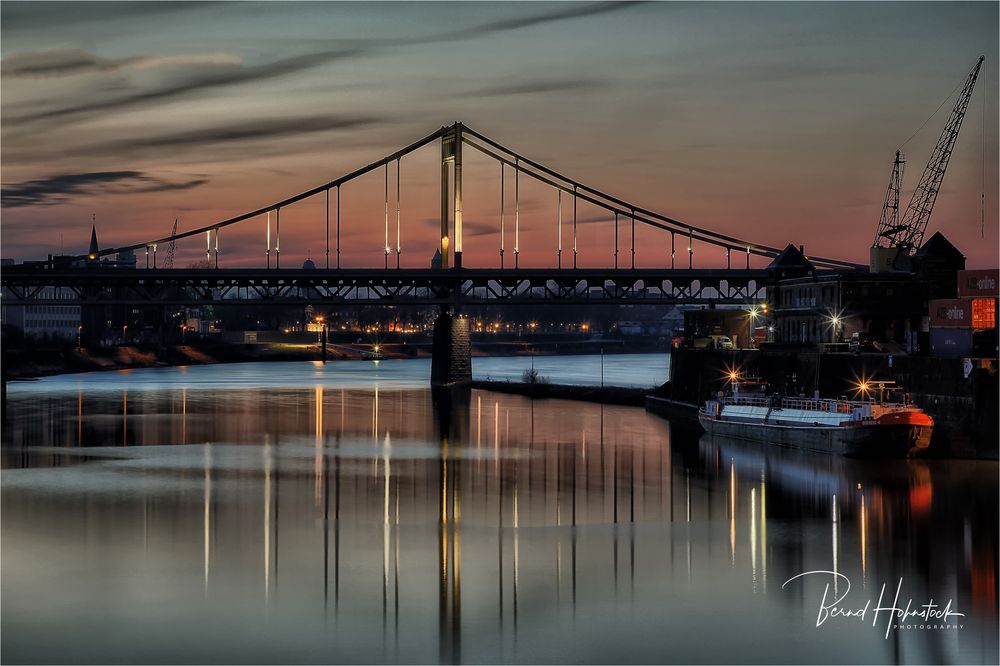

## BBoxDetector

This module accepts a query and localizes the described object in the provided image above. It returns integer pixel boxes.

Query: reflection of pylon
[165,219,177,269]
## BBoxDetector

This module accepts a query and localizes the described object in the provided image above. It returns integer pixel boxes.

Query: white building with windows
[2,286,81,342]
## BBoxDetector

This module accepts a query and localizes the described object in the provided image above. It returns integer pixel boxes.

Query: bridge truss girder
[1,268,773,307]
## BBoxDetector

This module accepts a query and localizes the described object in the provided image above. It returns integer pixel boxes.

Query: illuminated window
[971,298,996,330]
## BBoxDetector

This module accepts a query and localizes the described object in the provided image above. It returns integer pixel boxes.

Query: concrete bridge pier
[430,310,471,386]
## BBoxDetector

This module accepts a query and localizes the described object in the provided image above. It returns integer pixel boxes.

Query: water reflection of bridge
[3,381,996,662]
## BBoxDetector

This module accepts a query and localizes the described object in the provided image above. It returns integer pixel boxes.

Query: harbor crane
[164,219,177,269]
[871,55,985,271]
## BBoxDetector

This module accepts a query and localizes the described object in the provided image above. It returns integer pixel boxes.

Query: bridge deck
[2,267,776,306]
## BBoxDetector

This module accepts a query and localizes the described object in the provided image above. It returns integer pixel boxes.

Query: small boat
[698,378,933,457]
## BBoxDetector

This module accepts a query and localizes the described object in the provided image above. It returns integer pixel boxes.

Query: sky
[2,1,998,269]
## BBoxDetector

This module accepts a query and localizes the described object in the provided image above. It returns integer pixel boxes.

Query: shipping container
[928,298,972,328]
[971,297,997,330]
[929,327,973,358]
[957,269,1000,298]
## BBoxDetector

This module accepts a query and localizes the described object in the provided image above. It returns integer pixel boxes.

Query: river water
[2,355,997,664]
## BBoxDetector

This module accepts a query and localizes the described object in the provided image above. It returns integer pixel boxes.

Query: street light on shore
[747,306,761,349]
[315,316,328,363]
[827,311,843,343]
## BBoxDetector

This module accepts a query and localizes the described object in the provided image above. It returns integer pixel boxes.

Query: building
[682,306,750,345]
[2,286,81,343]
[767,234,970,353]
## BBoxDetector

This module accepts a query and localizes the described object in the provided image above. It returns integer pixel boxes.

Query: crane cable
[897,75,965,151]
[982,56,987,238]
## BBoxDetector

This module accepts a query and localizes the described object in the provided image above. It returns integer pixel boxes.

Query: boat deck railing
[726,395,877,415]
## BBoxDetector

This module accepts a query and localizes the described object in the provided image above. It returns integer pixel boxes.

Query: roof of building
[914,231,965,262]
[88,225,99,256]
[302,258,317,270]
[767,243,815,271]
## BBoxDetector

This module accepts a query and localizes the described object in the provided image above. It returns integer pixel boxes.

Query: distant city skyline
[2,1,998,267]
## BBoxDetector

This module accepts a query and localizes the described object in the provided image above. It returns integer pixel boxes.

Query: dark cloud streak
[2,171,208,208]
[1,49,137,78]
[6,2,639,127]
[1,48,241,79]
[447,1,643,39]
[471,79,603,98]
[101,114,383,152]
[1,1,221,31]
[14,49,368,125]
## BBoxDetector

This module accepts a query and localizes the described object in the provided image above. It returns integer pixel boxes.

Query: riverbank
[1,341,663,382]
[2,343,347,381]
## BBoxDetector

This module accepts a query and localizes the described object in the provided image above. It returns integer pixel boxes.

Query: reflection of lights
[729,462,736,566]
[832,494,839,594]
[263,438,272,603]
[315,386,323,507]
[860,493,868,584]
[751,487,757,593]
[204,444,212,594]
[760,473,767,591]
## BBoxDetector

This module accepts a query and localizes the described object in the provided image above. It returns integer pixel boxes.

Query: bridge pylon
[440,123,464,269]
[430,309,471,386]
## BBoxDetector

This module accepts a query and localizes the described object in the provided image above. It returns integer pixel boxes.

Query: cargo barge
[699,379,933,457]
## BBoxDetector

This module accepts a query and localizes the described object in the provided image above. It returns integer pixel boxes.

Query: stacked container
[928,269,999,358]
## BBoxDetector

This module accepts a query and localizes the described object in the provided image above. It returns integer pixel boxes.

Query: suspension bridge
[2,122,860,306]
[3,122,867,383]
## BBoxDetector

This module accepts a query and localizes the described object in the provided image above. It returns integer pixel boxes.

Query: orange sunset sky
[2,1,998,269]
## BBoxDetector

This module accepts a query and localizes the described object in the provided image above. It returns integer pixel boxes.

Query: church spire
[88,214,99,259]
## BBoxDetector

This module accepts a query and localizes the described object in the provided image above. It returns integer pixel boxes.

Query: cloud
[0,1,221,31]
[2,171,208,208]
[0,114,385,166]
[95,114,383,155]
[5,2,641,126]
[9,48,369,125]
[471,79,603,98]
[461,221,501,238]
[1,48,242,78]
[452,1,643,39]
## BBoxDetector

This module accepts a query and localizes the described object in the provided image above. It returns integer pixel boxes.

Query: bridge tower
[440,123,463,270]
[432,124,472,385]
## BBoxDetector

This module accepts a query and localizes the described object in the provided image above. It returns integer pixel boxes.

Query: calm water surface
[2,356,997,664]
